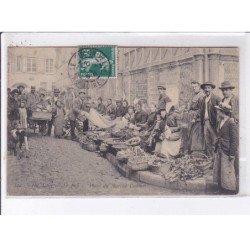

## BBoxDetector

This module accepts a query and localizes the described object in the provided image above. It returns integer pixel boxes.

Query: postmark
[68,46,117,89]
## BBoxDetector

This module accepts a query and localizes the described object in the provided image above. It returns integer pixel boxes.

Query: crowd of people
[7,80,239,194]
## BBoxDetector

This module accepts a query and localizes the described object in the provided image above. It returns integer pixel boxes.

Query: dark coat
[200,93,221,129]
[115,105,124,117]
[134,110,148,125]
[146,112,157,131]
[157,93,171,110]
[222,94,239,123]
[215,118,238,156]
[8,96,20,121]
[121,106,128,117]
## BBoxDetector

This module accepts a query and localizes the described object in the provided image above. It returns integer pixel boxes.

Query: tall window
[16,56,22,72]
[27,57,36,73]
[45,59,54,73]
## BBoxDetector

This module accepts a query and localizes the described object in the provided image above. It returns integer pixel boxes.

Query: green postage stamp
[78,46,117,78]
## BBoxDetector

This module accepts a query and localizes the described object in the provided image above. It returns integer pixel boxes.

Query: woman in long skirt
[213,104,238,194]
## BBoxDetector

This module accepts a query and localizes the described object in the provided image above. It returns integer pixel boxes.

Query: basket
[127,158,149,171]
[81,142,98,152]
[31,111,52,120]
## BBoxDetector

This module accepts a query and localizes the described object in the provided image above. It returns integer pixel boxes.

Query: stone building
[8,47,239,106]
[8,47,75,91]
[112,47,239,106]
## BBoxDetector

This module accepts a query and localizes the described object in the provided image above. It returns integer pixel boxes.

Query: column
[193,54,204,83]
[208,53,221,88]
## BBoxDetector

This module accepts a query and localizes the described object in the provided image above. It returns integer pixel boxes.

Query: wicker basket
[127,158,149,171]
[81,142,98,152]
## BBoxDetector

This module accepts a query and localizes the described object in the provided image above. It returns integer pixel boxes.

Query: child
[53,100,66,138]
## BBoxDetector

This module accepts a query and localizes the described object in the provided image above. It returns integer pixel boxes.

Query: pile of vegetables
[159,154,213,182]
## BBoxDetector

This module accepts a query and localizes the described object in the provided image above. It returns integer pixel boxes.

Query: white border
[1,33,250,214]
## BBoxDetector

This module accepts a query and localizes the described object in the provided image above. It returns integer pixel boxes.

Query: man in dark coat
[219,81,239,188]
[47,88,62,136]
[213,104,238,194]
[17,84,27,106]
[157,85,171,111]
[68,89,89,140]
[219,81,239,123]
[200,82,221,157]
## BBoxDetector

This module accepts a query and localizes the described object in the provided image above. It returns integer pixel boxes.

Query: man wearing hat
[157,85,171,111]
[200,81,221,157]
[26,86,39,117]
[68,89,89,140]
[17,84,27,106]
[213,104,238,194]
[219,81,239,123]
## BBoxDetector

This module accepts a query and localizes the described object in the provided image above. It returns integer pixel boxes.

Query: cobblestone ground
[7,134,194,196]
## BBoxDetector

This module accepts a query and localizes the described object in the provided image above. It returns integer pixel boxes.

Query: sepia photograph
[6,45,239,196]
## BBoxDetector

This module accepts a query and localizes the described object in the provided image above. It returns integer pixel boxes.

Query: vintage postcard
[3,37,240,197]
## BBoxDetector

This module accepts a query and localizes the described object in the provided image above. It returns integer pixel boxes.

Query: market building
[109,47,239,106]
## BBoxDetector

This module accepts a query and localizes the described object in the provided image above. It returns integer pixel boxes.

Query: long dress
[213,118,238,192]
[187,91,205,153]
[54,107,65,137]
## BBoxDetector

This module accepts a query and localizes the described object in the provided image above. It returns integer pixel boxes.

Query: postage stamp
[78,46,116,78]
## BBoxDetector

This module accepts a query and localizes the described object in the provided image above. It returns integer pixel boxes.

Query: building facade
[8,47,239,106]
[8,47,76,92]
[113,47,239,106]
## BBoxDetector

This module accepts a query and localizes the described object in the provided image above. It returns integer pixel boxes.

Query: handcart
[29,111,52,136]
